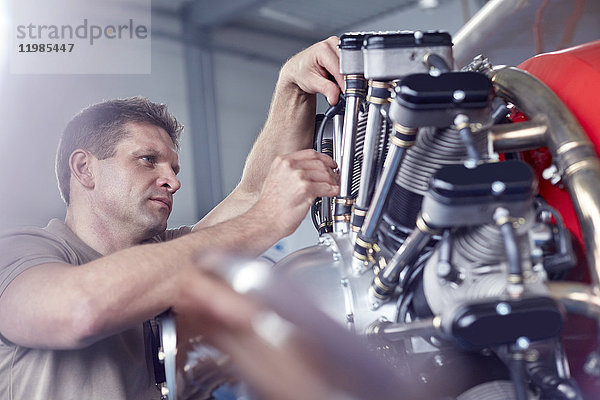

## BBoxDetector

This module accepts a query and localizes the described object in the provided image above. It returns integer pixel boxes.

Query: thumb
[323,81,342,105]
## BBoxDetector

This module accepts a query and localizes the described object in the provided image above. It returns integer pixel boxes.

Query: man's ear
[69,149,95,189]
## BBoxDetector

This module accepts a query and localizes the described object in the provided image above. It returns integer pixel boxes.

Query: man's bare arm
[195,36,343,229]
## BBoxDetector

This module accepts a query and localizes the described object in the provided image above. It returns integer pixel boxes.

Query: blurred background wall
[0,0,598,259]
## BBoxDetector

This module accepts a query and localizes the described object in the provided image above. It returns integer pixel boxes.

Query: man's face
[91,122,181,240]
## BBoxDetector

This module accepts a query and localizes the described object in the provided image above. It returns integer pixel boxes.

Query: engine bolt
[437,261,451,278]
[496,302,511,315]
[516,336,530,350]
[433,354,445,367]
[454,113,469,126]
[453,90,466,102]
[491,180,506,194]
[542,164,562,185]
[464,158,477,169]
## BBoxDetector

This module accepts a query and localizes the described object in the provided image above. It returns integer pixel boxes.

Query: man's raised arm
[195,36,344,229]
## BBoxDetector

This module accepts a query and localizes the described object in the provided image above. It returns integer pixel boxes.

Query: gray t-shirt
[0,219,192,400]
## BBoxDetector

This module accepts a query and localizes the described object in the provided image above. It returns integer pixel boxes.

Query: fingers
[280,36,343,104]
[321,79,342,106]
[312,37,343,104]
[273,152,339,189]
[301,180,339,198]
[321,36,345,95]
[280,148,338,169]
[265,149,339,194]
[294,163,338,182]
[286,161,339,187]
[255,149,340,236]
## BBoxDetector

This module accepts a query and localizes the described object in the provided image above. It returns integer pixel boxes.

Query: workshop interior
[2,0,600,399]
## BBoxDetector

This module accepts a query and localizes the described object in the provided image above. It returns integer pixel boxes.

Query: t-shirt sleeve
[0,230,73,297]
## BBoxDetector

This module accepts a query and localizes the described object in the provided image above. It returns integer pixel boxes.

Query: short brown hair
[56,97,183,204]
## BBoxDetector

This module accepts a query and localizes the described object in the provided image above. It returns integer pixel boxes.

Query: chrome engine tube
[334,34,367,234]
[350,80,391,238]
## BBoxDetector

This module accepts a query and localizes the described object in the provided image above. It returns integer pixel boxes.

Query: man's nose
[158,168,181,193]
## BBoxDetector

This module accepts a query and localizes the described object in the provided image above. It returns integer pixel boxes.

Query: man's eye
[141,156,155,163]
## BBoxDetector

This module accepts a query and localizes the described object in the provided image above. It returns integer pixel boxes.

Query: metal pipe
[368,215,433,309]
[455,114,480,167]
[356,102,384,208]
[351,80,392,238]
[360,145,405,240]
[381,220,432,285]
[490,66,600,292]
[339,94,361,198]
[489,121,548,152]
[334,92,362,235]
[333,114,344,168]
[321,113,345,230]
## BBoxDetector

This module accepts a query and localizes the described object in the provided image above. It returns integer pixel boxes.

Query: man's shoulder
[0,219,99,267]
[0,220,64,251]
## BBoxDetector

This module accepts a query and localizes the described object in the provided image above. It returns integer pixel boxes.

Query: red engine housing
[517,40,600,397]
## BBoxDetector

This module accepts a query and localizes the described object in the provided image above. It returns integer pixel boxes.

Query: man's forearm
[80,204,287,341]
[238,78,317,195]
[0,204,285,350]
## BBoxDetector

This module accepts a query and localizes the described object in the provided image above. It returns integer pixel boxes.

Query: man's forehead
[120,122,178,152]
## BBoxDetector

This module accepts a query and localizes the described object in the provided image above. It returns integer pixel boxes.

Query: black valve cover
[448,296,564,351]
[421,160,536,228]
[390,71,494,127]
[429,160,535,205]
[396,72,493,109]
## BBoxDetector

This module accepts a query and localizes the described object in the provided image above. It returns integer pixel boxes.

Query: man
[0,37,343,399]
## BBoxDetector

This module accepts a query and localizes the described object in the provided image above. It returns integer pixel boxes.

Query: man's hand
[253,149,339,238]
[279,36,344,105]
